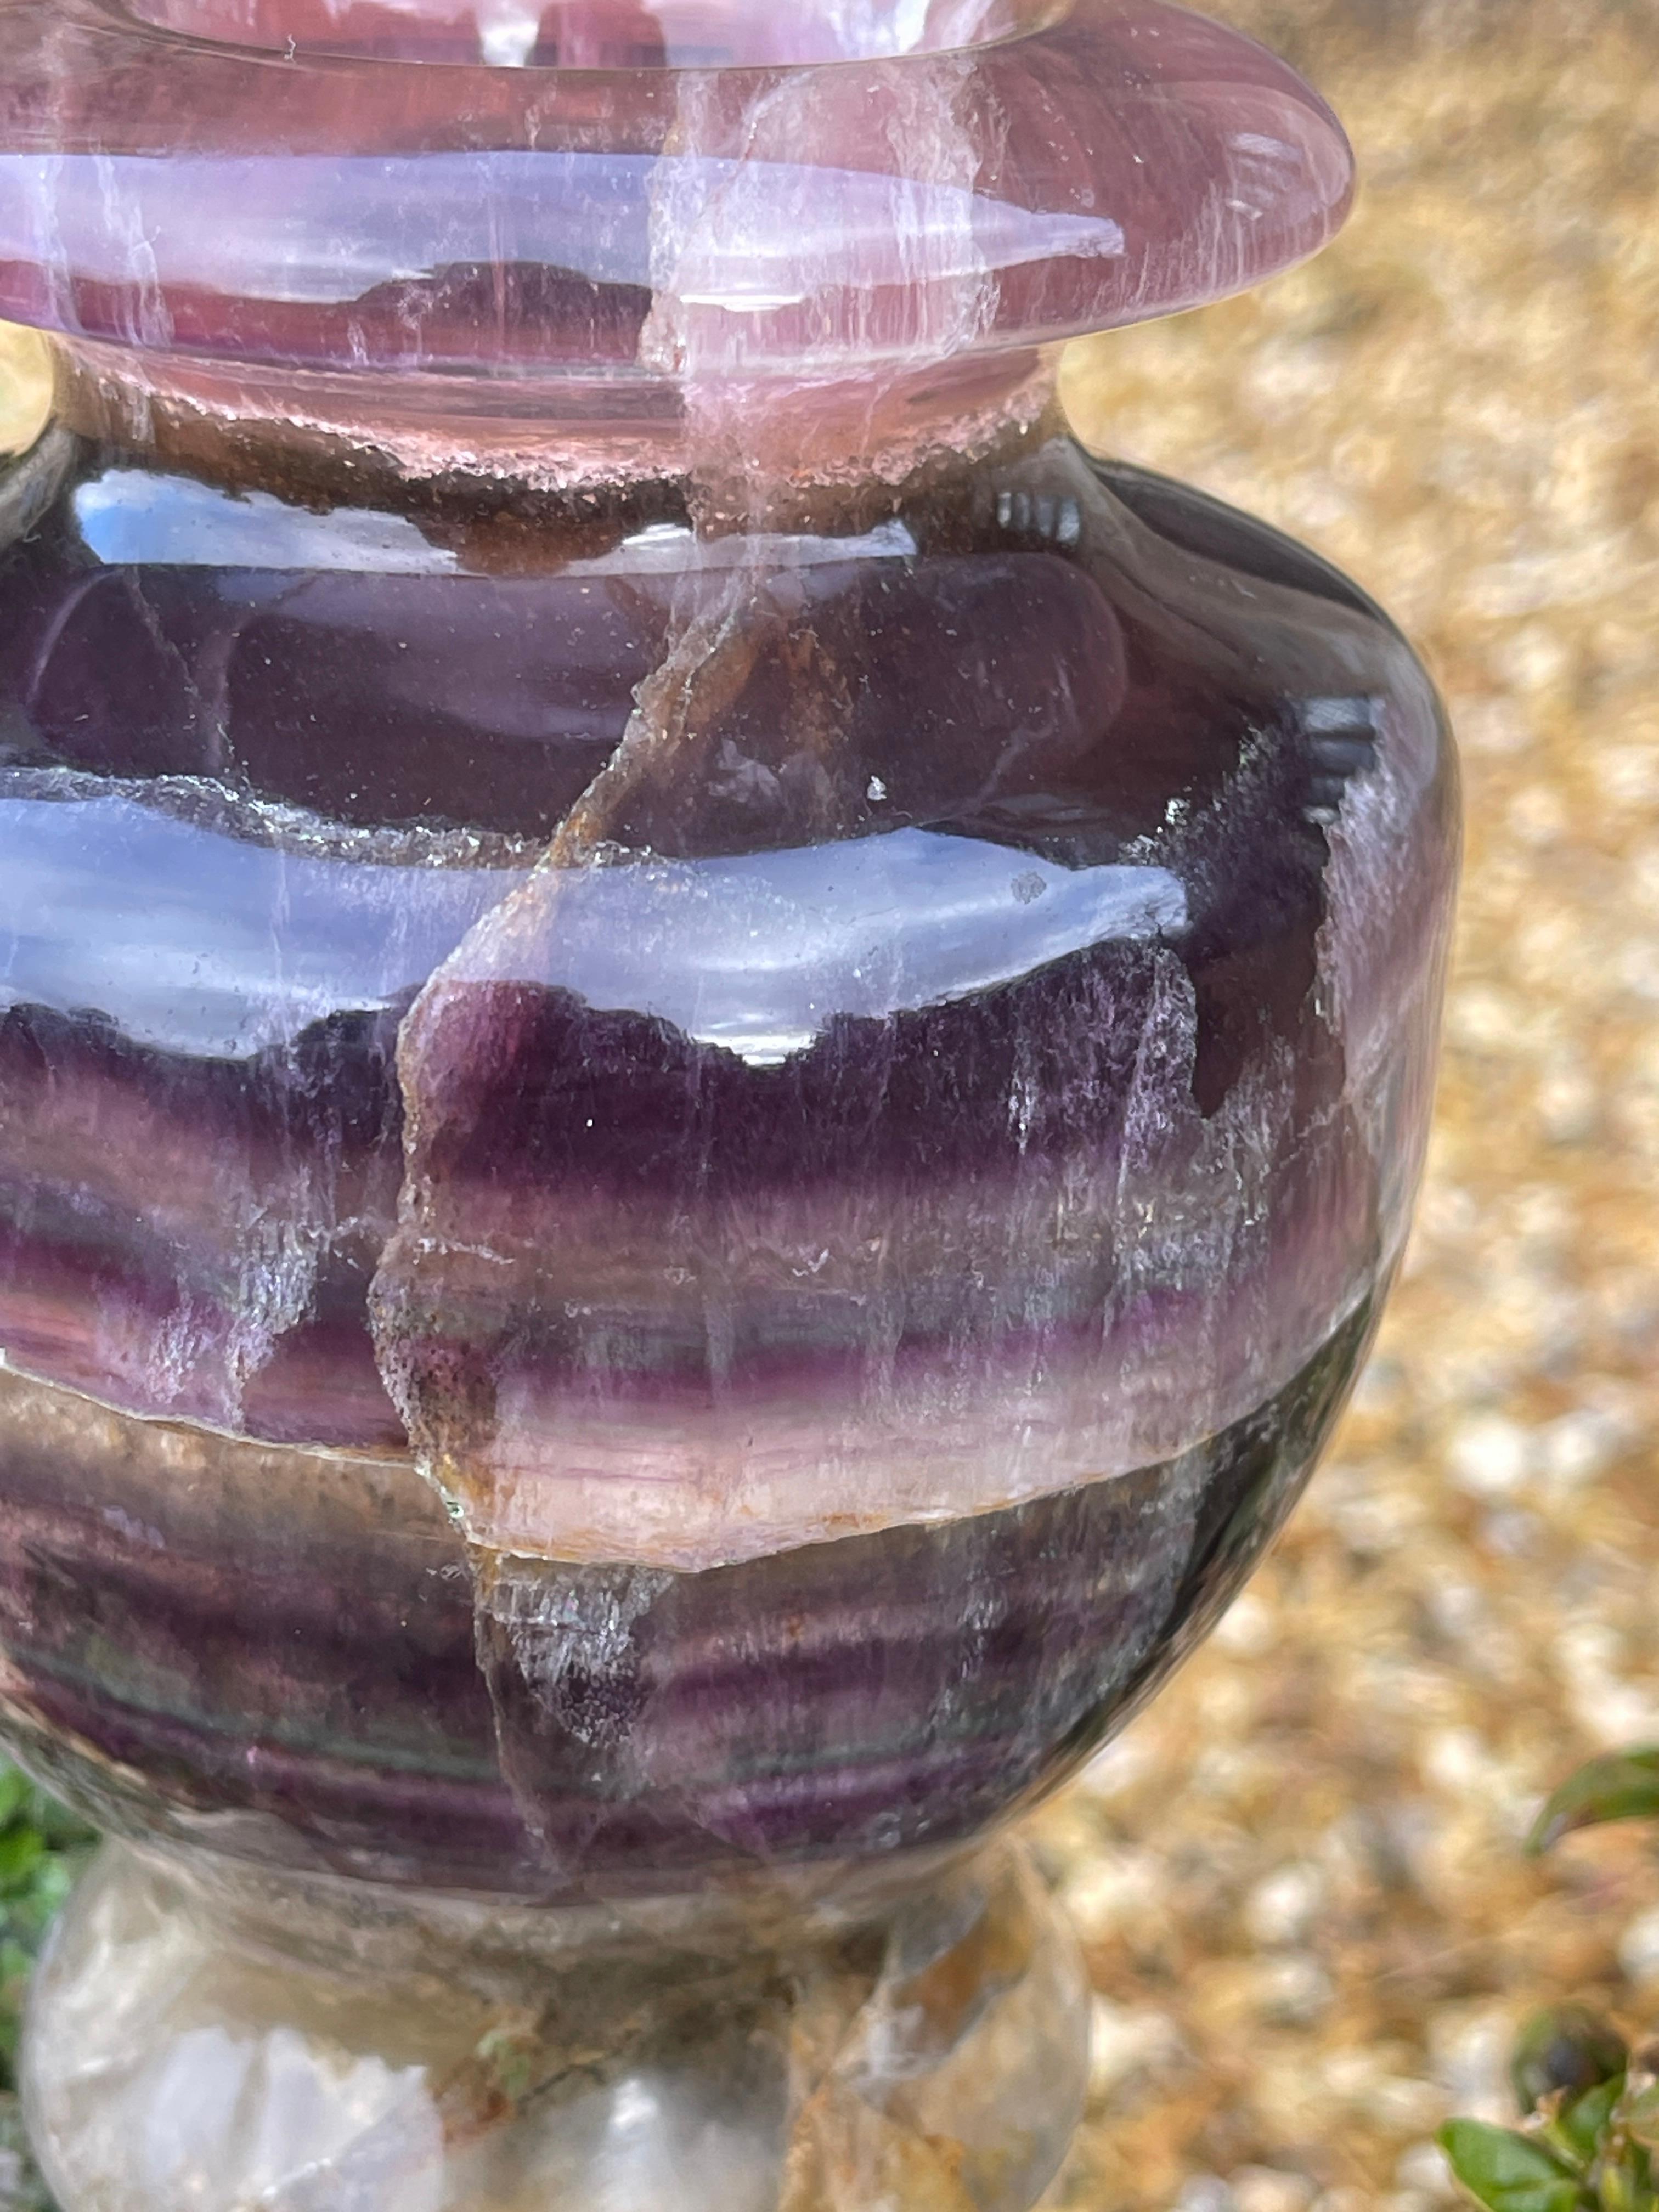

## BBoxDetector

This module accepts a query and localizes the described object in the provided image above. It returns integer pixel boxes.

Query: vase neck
[53,337,1062,523]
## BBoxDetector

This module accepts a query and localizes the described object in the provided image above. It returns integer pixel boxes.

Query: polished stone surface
[0,1,1352,392]
[0,412,1454,1891]
[0,1307,1369,1893]
[25,1836,1091,2211]
[0,8,1454,2202]
[0,438,1452,1562]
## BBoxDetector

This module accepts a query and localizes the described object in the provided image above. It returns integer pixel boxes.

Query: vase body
[0,407,1454,1877]
[0,0,1457,2200]
[0,390,1454,2207]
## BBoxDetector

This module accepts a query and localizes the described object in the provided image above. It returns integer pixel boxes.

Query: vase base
[22,1836,1088,2211]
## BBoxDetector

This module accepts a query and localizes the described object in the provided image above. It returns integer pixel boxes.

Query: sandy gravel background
[1047,1,1659,2205]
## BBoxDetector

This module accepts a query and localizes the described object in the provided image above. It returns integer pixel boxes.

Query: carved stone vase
[0,0,1458,2202]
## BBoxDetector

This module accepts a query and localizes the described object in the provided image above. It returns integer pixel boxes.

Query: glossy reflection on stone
[0,2,1353,393]
[0,425,1455,1901]
[0,444,1452,1554]
[0,1299,1368,1893]
[0,0,1456,2200]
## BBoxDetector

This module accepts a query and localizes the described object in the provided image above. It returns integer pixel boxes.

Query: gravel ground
[1046,1,1659,2205]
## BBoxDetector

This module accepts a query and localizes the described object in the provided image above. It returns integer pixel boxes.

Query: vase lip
[109,0,1069,70]
[0,0,1353,395]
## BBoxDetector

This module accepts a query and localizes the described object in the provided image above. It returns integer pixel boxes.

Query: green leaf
[1529,1752,1659,1855]
[1589,2146,1651,2212]
[0,1768,32,1831]
[1438,2121,1587,2212]
[1620,2075,1659,2154]
[1554,2080,1626,2166]
[22,1850,77,1925]
[0,1826,45,1897]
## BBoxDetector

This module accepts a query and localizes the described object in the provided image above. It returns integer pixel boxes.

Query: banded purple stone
[0,5,1456,2204]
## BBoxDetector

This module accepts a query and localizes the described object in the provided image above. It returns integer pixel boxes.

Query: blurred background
[0,0,1654,2204]
[1046,0,1659,2206]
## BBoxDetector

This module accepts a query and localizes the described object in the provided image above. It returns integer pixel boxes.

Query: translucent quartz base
[23,1835,1087,2212]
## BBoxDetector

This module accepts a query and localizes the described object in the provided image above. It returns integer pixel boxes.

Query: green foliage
[1621,2063,1659,2153]
[1554,2079,1628,2167]
[1437,2121,1584,2212]
[1527,1752,1659,1857]
[1437,2075,1659,2212]
[1443,1747,1659,2212]
[0,1760,94,2096]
